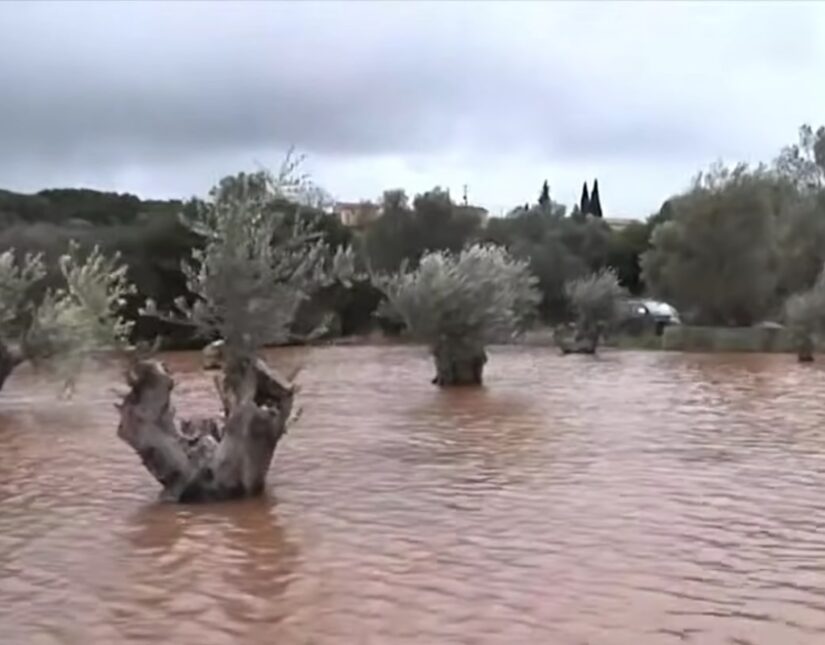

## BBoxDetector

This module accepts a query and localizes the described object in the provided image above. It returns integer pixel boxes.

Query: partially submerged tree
[0,243,134,395]
[122,158,352,502]
[784,266,825,362]
[374,244,540,386]
[561,268,625,354]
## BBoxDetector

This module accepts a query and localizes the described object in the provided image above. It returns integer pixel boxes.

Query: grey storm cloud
[0,1,823,213]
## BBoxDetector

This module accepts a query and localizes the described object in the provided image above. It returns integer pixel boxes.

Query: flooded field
[2,346,825,644]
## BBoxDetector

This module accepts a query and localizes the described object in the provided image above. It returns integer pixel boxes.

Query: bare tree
[374,244,539,386]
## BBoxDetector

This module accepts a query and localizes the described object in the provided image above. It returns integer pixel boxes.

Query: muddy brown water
[3,347,825,644]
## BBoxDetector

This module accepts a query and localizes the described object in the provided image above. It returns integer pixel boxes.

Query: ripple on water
[3,347,825,643]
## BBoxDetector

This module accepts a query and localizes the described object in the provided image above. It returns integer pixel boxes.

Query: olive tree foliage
[27,242,135,367]
[562,268,626,352]
[641,163,783,326]
[771,125,825,296]
[0,243,134,392]
[784,266,825,361]
[377,244,540,343]
[143,156,357,361]
[566,268,625,331]
[0,250,45,343]
[0,250,45,389]
[374,244,540,385]
[776,191,825,297]
[774,124,825,192]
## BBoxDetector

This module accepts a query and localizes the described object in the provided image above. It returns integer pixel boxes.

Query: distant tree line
[0,123,823,350]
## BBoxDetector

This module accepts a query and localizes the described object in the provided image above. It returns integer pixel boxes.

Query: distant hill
[0,187,183,227]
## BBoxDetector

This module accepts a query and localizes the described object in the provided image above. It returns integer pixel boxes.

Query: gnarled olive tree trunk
[0,340,23,393]
[117,355,295,502]
[431,337,487,386]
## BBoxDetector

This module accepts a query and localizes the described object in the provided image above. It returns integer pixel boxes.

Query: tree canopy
[641,165,785,325]
[0,243,134,392]
[375,244,540,346]
[143,164,357,360]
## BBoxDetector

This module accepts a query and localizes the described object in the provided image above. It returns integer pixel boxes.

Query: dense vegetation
[0,123,824,353]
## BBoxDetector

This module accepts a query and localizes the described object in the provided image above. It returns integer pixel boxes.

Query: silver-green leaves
[375,244,540,346]
[145,157,358,360]
[25,242,135,384]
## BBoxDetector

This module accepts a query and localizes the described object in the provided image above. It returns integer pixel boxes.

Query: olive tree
[561,268,625,354]
[784,266,825,362]
[0,243,134,395]
[120,159,354,502]
[374,244,540,386]
[774,123,825,192]
[0,250,44,390]
[641,164,782,326]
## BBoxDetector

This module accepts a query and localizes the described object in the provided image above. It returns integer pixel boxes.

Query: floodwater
[2,347,825,644]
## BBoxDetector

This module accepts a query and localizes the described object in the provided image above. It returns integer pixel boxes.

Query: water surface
[2,347,825,644]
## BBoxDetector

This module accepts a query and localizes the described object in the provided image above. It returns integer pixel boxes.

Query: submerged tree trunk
[796,333,815,363]
[557,324,600,355]
[0,340,23,393]
[202,339,225,370]
[117,355,295,502]
[431,338,487,386]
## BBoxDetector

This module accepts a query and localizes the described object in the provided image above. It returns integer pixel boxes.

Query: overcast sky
[1,1,823,217]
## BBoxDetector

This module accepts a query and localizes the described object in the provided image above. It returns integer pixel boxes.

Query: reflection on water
[3,346,825,643]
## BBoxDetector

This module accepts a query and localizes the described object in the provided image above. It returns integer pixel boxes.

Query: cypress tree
[590,179,603,218]
[538,180,550,208]
[579,181,590,215]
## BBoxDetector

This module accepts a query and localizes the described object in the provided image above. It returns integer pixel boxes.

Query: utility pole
[462,184,469,206]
